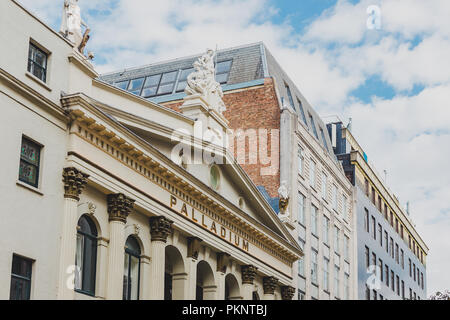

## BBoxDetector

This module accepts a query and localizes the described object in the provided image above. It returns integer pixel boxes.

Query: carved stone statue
[60,0,90,53]
[185,49,227,115]
[278,181,289,215]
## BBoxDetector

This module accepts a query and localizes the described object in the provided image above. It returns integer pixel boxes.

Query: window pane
[10,277,31,300]
[82,236,97,294]
[19,160,38,186]
[161,71,178,84]
[130,255,140,300]
[176,81,187,92]
[10,256,32,300]
[128,78,145,91]
[115,80,129,90]
[216,60,232,74]
[157,83,175,95]
[141,86,158,97]
[144,74,161,87]
[21,138,40,165]
[178,68,194,81]
[215,73,228,84]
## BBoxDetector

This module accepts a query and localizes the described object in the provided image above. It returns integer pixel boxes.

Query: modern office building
[1,0,302,300]
[102,43,356,300]
[327,121,429,300]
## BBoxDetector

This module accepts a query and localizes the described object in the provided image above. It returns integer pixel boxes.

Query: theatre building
[0,0,302,300]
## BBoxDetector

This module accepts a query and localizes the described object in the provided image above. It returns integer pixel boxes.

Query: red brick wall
[162,78,281,198]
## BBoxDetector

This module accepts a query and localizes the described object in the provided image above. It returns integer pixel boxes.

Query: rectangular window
[365,246,369,269]
[334,226,340,254]
[384,204,388,220]
[409,259,412,277]
[371,216,376,240]
[378,224,382,246]
[297,98,308,126]
[400,225,404,240]
[413,263,416,281]
[157,71,178,95]
[385,265,389,286]
[378,259,383,282]
[175,67,194,92]
[310,160,316,188]
[390,237,394,259]
[391,271,395,291]
[371,187,376,205]
[127,77,145,95]
[298,193,305,225]
[378,196,382,212]
[365,178,369,197]
[384,231,388,253]
[401,280,405,299]
[19,137,42,188]
[141,74,161,97]
[215,60,232,84]
[334,265,340,299]
[285,83,295,108]
[311,250,318,285]
[364,208,369,233]
[323,257,329,292]
[390,212,394,227]
[421,273,424,290]
[401,249,404,269]
[332,185,338,211]
[396,275,400,296]
[10,255,33,300]
[344,235,349,261]
[28,42,48,82]
[298,254,305,277]
[298,147,304,176]
[395,243,399,264]
[323,216,330,245]
[309,113,319,139]
[311,205,318,236]
[320,128,329,151]
[321,173,327,199]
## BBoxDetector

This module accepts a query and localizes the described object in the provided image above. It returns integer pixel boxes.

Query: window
[401,280,405,299]
[364,208,369,233]
[384,231,388,253]
[297,98,308,126]
[10,255,33,300]
[334,266,340,299]
[344,274,350,300]
[298,147,304,176]
[400,225,404,240]
[75,215,98,296]
[310,160,316,187]
[342,195,347,218]
[334,227,340,254]
[285,83,294,108]
[309,114,319,139]
[332,185,338,211]
[320,128,329,151]
[215,60,232,84]
[344,235,349,261]
[371,253,376,270]
[401,249,404,269]
[409,259,412,277]
[115,80,129,90]
[323,216,330,245]
[395,218,399,234]
[390,237,394,259]
[127,77,145,95]
[378,224,382,246]
[378,259,383,282]
[385,265,389,286]
[378,196,382,212]
[141,74,161,97]
[409,288,412,300]
[413,263,416,281]
[321,173,327,199]
[19,137,42,188]
[311,250,318,285]
[396,275,400,296]
[391,271,395,291]
[311,205,318,236]
[384,204,388,220]
[176,67,194,92]
[298,193,306,225]
[298,290,305,300]
[323,257,329,292]
[139,71,179,97]
[371,187,375,205]
[298,251,305,277]
[390,212,394,227]
[365,246,370,269]
[157,71,178,95]
[421,273,424,290]
[371,216,376,239]
[28,42,48,82]
[364,178,369,197]
[123,236,141,300]
[395,243,399,264]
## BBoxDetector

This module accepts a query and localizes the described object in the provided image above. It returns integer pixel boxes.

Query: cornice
[61,94,302,263]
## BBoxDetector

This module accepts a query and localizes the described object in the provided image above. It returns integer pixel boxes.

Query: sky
[17,0,450,297]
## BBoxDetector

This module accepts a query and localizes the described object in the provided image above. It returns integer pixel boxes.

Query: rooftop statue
[60,0,90,54]
[185,49,227,115]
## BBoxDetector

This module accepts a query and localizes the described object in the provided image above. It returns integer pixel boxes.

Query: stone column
[57,167,89,300]
[241,265,258,300]
[263,276,278,300]
[105,193,135,300]
[281,286,296,300]
[149,216,173,300]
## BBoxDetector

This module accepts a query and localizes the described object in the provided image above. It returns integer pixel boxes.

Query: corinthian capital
[281,286,295,300]
[263,276,278,295]
[149,216,173,243]
[62,167,89,201]
[107,193,135,223]
[241,265,258,284]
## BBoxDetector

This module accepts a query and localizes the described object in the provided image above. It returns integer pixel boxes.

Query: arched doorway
[196,260,216,300]
[164,245,185,300]
[225,274,241,300]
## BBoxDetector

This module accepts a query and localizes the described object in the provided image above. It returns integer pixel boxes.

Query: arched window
[75,215,98,296]
[123,236,141,300]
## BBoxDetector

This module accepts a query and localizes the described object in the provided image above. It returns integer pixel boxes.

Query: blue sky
[18,0,450,296]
